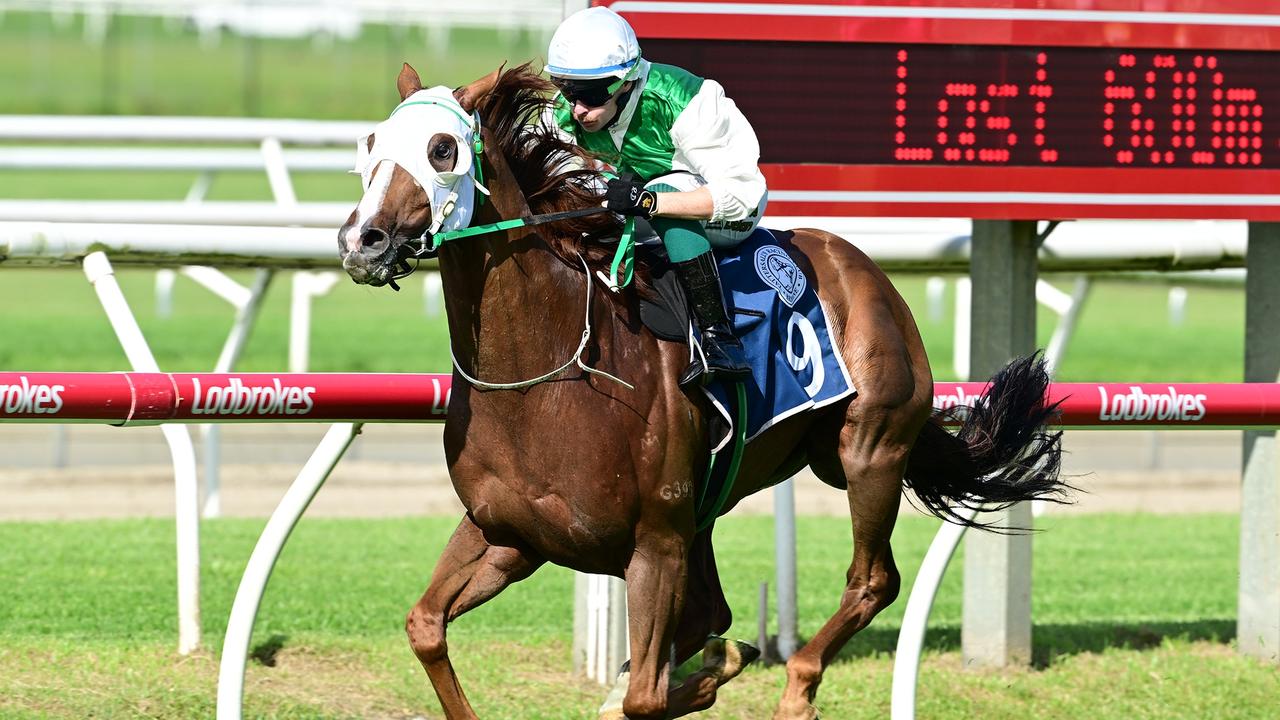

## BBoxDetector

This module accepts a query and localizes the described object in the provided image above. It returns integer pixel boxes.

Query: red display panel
[646,39,1276,169]
[604,0,1280,219]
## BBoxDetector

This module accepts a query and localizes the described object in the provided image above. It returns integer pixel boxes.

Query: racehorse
[338,63,1070,720]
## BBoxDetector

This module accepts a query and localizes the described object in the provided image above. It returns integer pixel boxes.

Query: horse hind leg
[774,418,911,720]
[405,513,544,720]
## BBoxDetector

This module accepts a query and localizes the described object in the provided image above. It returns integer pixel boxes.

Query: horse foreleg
[774,436,907,720]
[606,533,688,720]
[406,514,544,720]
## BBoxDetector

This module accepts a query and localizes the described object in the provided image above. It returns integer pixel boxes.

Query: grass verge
[0,514,1273,718]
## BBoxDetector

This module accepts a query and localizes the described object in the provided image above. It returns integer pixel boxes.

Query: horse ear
[454,65,503,113]
[397,63,423,100]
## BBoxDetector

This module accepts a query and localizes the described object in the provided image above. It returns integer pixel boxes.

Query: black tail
[903,353,1074,531]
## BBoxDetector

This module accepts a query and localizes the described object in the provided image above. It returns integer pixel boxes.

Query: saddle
[627,227,857,529]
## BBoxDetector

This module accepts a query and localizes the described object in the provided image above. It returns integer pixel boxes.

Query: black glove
[603,177,658,218]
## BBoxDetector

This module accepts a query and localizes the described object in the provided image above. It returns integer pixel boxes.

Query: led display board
[602,1,1280,219]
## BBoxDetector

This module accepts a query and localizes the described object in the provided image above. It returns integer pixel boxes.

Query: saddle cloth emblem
[702,229,855,453]
[754,245,806,307]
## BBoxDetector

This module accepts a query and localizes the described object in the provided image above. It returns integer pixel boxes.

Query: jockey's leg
[647,201,750,388]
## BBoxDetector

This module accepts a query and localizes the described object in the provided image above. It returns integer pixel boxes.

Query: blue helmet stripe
[546,56,639,77]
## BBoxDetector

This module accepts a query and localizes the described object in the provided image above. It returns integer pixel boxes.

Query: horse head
[338,63,500,287]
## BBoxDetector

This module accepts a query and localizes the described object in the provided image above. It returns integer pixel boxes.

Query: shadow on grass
[761,618,1235,669]
[250,633,289,667]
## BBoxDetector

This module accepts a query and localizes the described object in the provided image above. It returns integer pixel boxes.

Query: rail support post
[1241,221,1280,663]
[962,220,1037,668]
[82,251,202,655]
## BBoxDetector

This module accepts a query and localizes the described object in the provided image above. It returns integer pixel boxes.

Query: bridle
[363,100,630,291]
[371,203,618,291]
[360,99,639,390]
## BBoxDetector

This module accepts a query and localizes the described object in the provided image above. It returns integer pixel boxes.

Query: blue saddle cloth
[702,228,856,452]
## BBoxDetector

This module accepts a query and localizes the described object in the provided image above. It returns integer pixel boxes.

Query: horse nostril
[360,226,390,250]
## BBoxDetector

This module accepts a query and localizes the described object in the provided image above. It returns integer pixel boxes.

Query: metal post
[289,271,340,373]
[1241,221,1280,663]
[774,477,798,659]
[260,137,298,207]
[574,573,629,684]
[216,422,362,719]
[1042,276,1092,377]
[891,507,980,719]
[962,220,1037,669]
[155,268,176,318]
[83,251,201,655]
[952,277,971,380]
[573,572,589,675]
[607,575,628,678]
[187,267,274,518]
[758,582,770,657]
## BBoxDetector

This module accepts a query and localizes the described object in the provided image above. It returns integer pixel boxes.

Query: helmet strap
[600,81,638,133]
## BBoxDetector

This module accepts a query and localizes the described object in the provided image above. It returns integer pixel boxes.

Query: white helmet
[547,7,641,82]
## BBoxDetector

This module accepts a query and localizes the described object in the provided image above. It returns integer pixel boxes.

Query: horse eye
[433,143,454,160]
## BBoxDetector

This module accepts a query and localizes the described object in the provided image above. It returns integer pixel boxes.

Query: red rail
[2,372,1278,428]
[0,372,451,425]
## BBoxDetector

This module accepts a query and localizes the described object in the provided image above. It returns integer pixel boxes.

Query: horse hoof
[703,637,761,684]
[772,699,821,720]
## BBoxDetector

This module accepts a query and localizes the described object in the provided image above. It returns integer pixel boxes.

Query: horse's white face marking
[349,87,480,240]
[343,158,396,254]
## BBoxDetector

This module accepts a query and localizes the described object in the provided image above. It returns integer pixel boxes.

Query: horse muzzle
[341,250,386,286]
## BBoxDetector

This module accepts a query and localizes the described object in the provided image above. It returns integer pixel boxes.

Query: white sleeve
[669,79,767,223]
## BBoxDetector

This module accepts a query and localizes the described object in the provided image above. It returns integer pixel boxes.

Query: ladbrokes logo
[933,386,981,411]
[190,377,315,416]
[1098,386,1206,422]
[0,376,64,414]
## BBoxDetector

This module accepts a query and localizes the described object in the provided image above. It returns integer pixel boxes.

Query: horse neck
[437,141,589,382]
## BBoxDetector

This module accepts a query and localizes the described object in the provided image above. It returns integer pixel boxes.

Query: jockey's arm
[668,79,767,224]
[650,185,714,220]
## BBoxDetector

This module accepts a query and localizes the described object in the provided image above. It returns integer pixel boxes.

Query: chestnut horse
[338,63,1068,720]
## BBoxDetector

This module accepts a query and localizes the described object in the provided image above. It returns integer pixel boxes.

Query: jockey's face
[566,81,633,133]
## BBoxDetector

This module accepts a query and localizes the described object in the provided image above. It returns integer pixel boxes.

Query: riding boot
[673,252,751,388]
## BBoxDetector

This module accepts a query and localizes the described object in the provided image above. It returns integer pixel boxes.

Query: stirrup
[680,336,750,389]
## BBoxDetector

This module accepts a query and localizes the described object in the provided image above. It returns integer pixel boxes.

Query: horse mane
[472,63,654,294]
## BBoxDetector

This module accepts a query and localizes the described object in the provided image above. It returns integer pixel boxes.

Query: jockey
[546,6,768,389]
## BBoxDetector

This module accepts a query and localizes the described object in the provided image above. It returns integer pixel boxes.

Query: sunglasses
[554,77,626,108]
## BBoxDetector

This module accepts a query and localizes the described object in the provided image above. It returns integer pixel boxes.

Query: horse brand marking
[754,245,806,307]
[189,377,315,416]
[0,376,64,414]
[660,480,694,501]
[1097,386,1206,422]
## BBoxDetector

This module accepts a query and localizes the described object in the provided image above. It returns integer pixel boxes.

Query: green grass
[1,514,1272,719]
[0,11,549,118]
[0,267,453,373]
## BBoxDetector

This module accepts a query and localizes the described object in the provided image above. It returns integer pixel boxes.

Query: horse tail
[902,352,1073,531]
